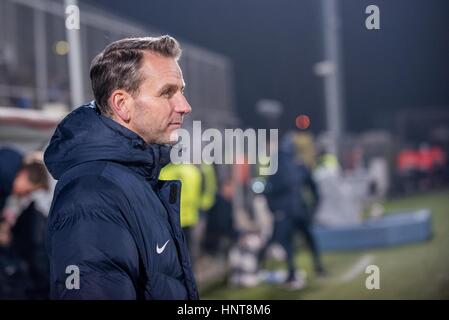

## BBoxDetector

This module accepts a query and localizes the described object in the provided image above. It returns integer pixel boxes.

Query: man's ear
[108,90,132,122]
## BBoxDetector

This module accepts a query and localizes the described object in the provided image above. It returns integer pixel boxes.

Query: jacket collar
[93,101,173,180]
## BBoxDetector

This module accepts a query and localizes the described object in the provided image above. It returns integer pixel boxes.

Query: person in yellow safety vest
[316,152,340,175]
[199,163,217,212]
[159,163,202,228]
[255,154,272,181]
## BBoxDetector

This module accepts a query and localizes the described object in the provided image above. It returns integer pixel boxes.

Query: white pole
[320,0,345,156]
[65,0,84,108]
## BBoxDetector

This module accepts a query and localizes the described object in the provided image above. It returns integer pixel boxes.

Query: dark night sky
[82,0,449,134]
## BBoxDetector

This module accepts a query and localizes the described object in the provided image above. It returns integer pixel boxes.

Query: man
[0,148,49,214]
[44,36,198,299]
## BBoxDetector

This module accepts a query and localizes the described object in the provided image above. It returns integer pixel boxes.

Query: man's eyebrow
[157,83,185,93]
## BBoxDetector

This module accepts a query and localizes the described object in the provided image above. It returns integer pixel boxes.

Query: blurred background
[0,0,448,299]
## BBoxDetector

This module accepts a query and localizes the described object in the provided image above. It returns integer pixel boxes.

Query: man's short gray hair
[89,35,182,116]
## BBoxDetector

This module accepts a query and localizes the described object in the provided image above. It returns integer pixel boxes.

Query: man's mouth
[169,122,182,128]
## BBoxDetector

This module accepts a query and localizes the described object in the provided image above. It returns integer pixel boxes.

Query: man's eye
[161,90,172,98]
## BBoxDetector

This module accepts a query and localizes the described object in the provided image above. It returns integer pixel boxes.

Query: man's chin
[151,128,182,145]
[164,139,178,146]
[166,129,181,145]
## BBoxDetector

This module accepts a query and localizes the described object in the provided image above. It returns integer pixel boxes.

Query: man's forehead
[141,51,183,79]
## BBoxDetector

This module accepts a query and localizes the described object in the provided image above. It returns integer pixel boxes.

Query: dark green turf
[201,189,449,299]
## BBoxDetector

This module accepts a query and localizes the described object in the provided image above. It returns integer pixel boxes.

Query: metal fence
[0,0,238,129]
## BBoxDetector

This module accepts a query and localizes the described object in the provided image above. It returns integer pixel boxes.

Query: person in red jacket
[396,147,419,194]
[417,144,434,191]
[430,145,447,187]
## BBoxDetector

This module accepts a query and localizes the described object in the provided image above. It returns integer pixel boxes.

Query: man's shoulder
[49,167,132,229]
[52,161,135,209]
[54,172,127,207]
[56,161,138,193]
[52,160,150,210]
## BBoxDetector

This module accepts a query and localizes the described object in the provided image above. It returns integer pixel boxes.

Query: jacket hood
[44,101,172,180]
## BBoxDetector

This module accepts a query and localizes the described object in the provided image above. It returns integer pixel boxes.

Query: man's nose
[173,93,192,115]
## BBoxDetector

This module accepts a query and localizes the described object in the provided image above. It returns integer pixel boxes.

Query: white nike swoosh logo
[156,240,170,254]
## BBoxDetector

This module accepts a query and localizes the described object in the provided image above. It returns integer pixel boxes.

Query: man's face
[128,52,191,144]
[12,170,38,198]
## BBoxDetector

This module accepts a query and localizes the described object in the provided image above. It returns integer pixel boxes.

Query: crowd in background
[1,129,448,298]
[396,144,448,194]
[0,148,50,298]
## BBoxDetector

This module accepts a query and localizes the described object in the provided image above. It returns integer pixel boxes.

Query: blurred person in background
[417,143,433,191]
[196,163,218,261]
[396,145,420,195]
[199,163,218,215]
[202,177,237,257]
[11,167,50,299]
[316,147,341,176]
[0,149,49,299]
[0,147,23,214]
[430,144,447,187]
[294,157,323,276]
[0,217,30,299]
[44,36,198,300]
[258,134,324,289]
[12,156,50,299]
[0,147,48,216]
